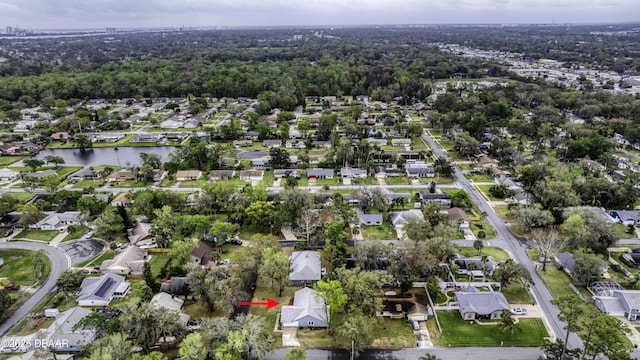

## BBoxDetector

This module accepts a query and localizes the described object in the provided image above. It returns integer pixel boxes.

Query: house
[175,170,202,181]
[72,168,100,180]
[111,192,130,207]
[407,303,429,321]
[554,252,576,274]
[451,254,497,276]
[418,191,451,207]
[160,277,191,298]
[374,166,403,178]
[106,169,136,183]
[390,210,424,228]
[131,134,162,143]
[23,169,56,179]
[78,273,130,306]
[190,241,214,266]
[274,169,301,179]
[610,210,640,226]
[151,292,190,325]
[0,168,20,181]
[263,139,282,148]
[446,208,470,223]
[94,133,125,143]
[50,132,71,141]
[405,162,435,178]
[391,138,412,147]
[127,222,153,246]
[494,176,523,191]
[239,169,264,182]
[478,155,498,169]
[340,167,367,179]
[290,251,322,284]
[0,307,96,353]
[595,290,640,320]
[312,141,331,149]
[455,287,510,320]
[354,208,383,226]
[280,287,328,328]
[184,119,201,129]
[31,211,83,230]
[0,212,22,229]
[208,170,235,181]
[307,169,334,179]
[160,118,183,129]
[100,246,148,275]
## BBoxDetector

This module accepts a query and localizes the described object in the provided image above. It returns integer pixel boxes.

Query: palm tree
[114,146,121,168]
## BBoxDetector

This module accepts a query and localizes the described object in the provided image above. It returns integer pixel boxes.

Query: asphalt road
[0,241,71,337]
[421,131,583,349]
[266,347,544,360]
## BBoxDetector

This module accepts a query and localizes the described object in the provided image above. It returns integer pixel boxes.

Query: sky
[0,0,638,29]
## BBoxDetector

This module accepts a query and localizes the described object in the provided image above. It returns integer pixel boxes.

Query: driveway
[60,240,104,266]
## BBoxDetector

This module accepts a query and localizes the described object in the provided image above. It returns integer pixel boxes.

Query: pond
[17,146,179,167]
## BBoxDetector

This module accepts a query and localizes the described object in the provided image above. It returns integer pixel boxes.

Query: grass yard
[476,184,504,201]
[179,179,208,188]
[614,223,637,239]
[148,253,172,277]
[0,156,26,166]
[73,179,106,188]
[351,177,378,185]
[466,174,495,182]
[61,225,89,243]
[77,249,116,268]
[109,279,146,308]
[470,220,496,239]
[6,193,33,203]
[385,177,411,185]
[411,137,429,150]
[250,285,300,342]
[428,310,548,347]
[0,249,49,286]
[15,229,59,242]
[370,318,416,348]
[216,243,251,264]
[539,265,579,299]
[455,246,510,262]
[361,224,397,241]
[501,284,532,304]
[114,179,152,188]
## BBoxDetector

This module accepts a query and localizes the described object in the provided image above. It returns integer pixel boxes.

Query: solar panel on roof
[95,278,115,298]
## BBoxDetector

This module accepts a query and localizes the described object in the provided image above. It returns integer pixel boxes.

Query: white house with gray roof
[280,287,328,328]
[290,251,322,285]
[31,211,83,230]
[354,208,383,226]
[78,273,130,307]
[340,167,367,179]
[307,168,334,179]
[595,290,640,320]
[455,287,510,320]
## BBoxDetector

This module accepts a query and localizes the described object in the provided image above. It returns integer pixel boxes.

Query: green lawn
[411,137,429,150]
[0,156,26,166]
[216,243,251,264]
[361,224,397,241]
[470,220,496,239]
[370,317,416,348]
[6,193,33,203]
[502,284,532,304]
[73,179,106,188]
[77,249,116,268]
[15,229,59,242]
[148,253,172,278]
[614,223,637,239]
[114,180,152,188]
[476,184,504,201]
[455,246,510,262]
[385,177,411,185]
[0,249,49,286]
[428,310,548,347]
[539,265,576,299]
[466,174,495,182]
[179,179,208,188]
[61,225,89,243]
[250,285,300,341]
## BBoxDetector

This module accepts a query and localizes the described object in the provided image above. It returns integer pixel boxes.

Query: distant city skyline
[0,0,638,30]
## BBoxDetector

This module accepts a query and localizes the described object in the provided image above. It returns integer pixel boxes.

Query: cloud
[0,0,637,28]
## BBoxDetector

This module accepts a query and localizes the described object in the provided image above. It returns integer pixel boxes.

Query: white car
[511,307,527,315]
[84,231,94,239]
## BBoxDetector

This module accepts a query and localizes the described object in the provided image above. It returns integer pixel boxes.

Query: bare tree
[530,229,565,271]
[295,208,321,245]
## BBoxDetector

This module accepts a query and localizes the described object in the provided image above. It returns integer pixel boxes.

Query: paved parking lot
[60,239,104,265]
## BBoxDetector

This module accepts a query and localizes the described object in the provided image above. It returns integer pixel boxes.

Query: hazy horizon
[0,0,638,30]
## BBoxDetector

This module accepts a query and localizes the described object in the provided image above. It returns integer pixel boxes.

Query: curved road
[0,241,70,337]
[421,131,583,350]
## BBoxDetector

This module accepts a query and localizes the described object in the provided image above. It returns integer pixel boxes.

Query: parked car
[226,239,242,246]
[84,231,94,239]
[4,284,20,290]
[3,229,13,237]
[511,307,527,315]
[411,320,420,331]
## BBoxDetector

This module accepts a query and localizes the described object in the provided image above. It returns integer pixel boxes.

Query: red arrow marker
[238,298,280,310]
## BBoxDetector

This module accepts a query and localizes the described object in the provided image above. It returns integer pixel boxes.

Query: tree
[499,309,518,335]
[530,229,565,271]
[245,201,275,230]
[392,196,408,211]
[354,187,390,214]
[258,248,290,296]
[507,204,554,232]
[23,158,45,172]
[552,295,584,360]
[313,280,348,331]
[18,203,44,227]
[493,259,532,288]
[131,352,168,360]
[295,208,320,245]
[333,267,391,315]
[448,189,472,209]
[121,302,185,353]
[143,262,158,292]
[206,221,240,244]
[268,147,289,169]
[94,207,125,241]
[186,264,245,315]
[44,155,65,168]
[335,312,374,358]
[560,207,618,254]
[433,156,454,178]
[73,312,118,337]
[40,174,59,193]
[283,176,298,188]
[488,184,514,199]
[74,134,93,151]
[0,290,14,314]
[87,333,134,360]
[322,220,348,270]
[540,338,581,360]
[150,205,179,248]
[580,311,631,360]
[473,240,484,256]
[235,314,275,360]
[77,196,105,216]
[571,250,604,286]
[56,269,86,294]
[178,332,207,360]
[214,330,245,360]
